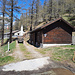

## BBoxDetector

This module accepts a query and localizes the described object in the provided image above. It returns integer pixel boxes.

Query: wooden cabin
[29,18,74,47]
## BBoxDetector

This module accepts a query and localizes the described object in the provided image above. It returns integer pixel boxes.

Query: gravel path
[24,41,43,58]
[13,41,25,60]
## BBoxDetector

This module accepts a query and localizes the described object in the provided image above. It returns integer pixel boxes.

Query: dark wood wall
[30,32,35,45]
[43,20,73,44]
[30,30,42,46]
[36,31,42,46]
[43,27,72,44]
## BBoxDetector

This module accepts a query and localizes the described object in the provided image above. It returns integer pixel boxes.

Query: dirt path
[12,41,25,60]
[24,41,43,58]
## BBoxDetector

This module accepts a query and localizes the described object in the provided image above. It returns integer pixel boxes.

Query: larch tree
[47,0,53,20]
[10,0,13,43]
[7,0,21,43]
[30,0,35,30]
[35,0,40,26]
[0,0,7,46]
[43,0,47,22]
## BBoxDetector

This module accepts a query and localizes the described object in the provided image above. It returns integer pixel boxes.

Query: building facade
[30,18,74,47]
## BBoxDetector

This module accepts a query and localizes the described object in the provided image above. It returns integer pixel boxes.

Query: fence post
[8,42,9,51]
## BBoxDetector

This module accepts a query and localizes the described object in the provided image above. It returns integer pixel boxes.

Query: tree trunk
[1,1,5,46]
[10,0,13,43]
[31,0,34,30]
[1,11,4,46]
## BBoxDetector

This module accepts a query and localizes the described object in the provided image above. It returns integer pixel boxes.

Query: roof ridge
[30,17,74,33]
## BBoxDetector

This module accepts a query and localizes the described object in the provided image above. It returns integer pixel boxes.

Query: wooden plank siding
[43,20,73,44]
[30,32,35,45]
[36,31,42,46]
[30,18,74,47]
[30,30,42,46]
[43,27,72,44]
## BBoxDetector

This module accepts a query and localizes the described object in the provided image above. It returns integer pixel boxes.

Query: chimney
[20,25,23,36]
[21,25,23,32]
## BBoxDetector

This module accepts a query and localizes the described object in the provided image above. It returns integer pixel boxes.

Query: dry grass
[36,45,75,62]
[36,22,46,28]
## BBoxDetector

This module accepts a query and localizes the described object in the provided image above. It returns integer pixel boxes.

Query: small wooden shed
[29,18,74,47]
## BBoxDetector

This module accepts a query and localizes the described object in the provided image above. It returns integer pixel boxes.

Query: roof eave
[29,17,74,33]
[29,27,41,33]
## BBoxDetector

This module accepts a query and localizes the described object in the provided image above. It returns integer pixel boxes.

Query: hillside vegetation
[13,0,75,31]
[63,14,75,26]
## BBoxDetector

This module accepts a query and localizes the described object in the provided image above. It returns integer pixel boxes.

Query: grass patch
[0,41,16,65]
[1,41,16,53]
[52,45,75,62]
[35,47,52,54]
[52,48,75,61]
[36,47,60,55]
[63,45,75,47]
[0,56,14,66]
[36,45,75,62]
[0,41,16,57]
[19,43,33,59]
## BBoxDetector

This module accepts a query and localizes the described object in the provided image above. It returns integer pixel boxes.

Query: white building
[14,25,25,36]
